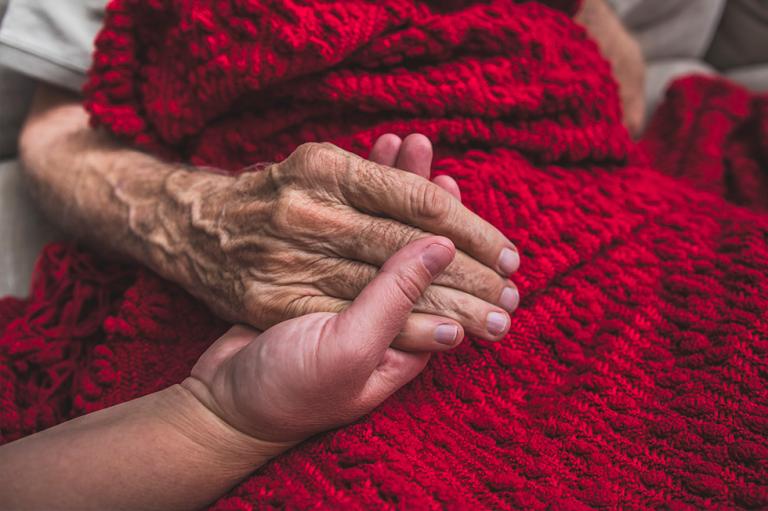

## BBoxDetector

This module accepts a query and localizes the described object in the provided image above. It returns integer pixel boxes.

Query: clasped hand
[175,134,520,351]
[182,134,522,451]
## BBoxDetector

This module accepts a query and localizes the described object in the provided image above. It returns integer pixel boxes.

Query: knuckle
[389,266,427,304]
[411,182,452,223]
[415,287,479,328]
[290,142,337,175]
[291,142,320,165]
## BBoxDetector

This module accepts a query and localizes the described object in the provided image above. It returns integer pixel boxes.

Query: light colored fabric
[604,0,644,19]
[725,65,768,92]
[609,0,725,61]
[608,0,768,128]
[0,0,31,158]
[706,0,768,71]
[0,1,106,296]
[0,159,61,298]
[0,0,107,91]
[0,0,107,158]
[0,67,33,158]
[611,0,768,110]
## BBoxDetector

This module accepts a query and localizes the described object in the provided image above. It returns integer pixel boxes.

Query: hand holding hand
[169,137,519,351]
[182,236,458,446]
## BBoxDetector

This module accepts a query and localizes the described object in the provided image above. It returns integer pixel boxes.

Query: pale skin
[0,236,458,511]
[20,86,520,349]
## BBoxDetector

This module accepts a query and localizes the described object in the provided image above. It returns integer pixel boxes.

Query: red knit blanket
[2,1,768,508]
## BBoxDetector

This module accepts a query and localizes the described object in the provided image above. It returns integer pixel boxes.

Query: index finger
[337,152,519,276]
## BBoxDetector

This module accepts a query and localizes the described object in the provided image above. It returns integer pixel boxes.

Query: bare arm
[0,236,456,510]
[0,385,280,510]
[19,85,210,274]
[19,85,520,348]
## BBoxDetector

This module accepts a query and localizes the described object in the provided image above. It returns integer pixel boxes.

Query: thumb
[333,236,455,358]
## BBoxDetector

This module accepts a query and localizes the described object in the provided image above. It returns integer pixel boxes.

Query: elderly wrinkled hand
[170,134,519,350]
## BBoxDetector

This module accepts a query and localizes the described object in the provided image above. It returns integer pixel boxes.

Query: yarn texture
[2,0,768,509]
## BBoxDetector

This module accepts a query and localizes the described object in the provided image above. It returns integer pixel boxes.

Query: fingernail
[498,248,520,275]
[499,287,519,312]
[486,311,509,336]
[434,324,459,345]
[422,243,452,276]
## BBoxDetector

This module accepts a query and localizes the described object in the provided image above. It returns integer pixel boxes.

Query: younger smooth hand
[182,236,460,445]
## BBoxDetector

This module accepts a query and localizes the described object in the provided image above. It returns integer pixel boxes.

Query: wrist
[130,167,232,287]
[157,384,293,473]
[144,167,272,323]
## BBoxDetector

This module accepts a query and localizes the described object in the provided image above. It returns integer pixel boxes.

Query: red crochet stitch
[2,0,768,509]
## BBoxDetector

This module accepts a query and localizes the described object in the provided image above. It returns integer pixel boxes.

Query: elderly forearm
[19,85,519,343]
[18,85,230,290]
[0,385,283,510]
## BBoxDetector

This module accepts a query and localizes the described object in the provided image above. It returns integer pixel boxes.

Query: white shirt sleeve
[0,0,107,92]
[608,0,726,61]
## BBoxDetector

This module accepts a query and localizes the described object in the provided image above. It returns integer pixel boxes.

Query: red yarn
[2,1,768,509]
[641,75,768,211]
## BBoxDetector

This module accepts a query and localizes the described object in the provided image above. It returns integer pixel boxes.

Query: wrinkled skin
[171,134,520,350]
[20,89,518,352]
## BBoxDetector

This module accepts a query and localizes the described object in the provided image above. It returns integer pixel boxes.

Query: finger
[369,133,402,167]
[260,290,466,352]
[328,234,512,342]
[395,133,432,180]
[314,258,513,341]
[333,236,455,360]
[247,273,469,353]
[389,134,461,200]
[337,154,519,276]
[394,313,464,351]
[432,175,461,201]
[317,212,512,307]
[417,284,512,341]
[307,245,514,319]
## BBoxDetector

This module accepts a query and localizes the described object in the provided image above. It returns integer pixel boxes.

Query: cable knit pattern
[2,1,768,509]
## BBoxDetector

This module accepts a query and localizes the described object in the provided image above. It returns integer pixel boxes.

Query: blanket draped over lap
[2,0,768,508]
